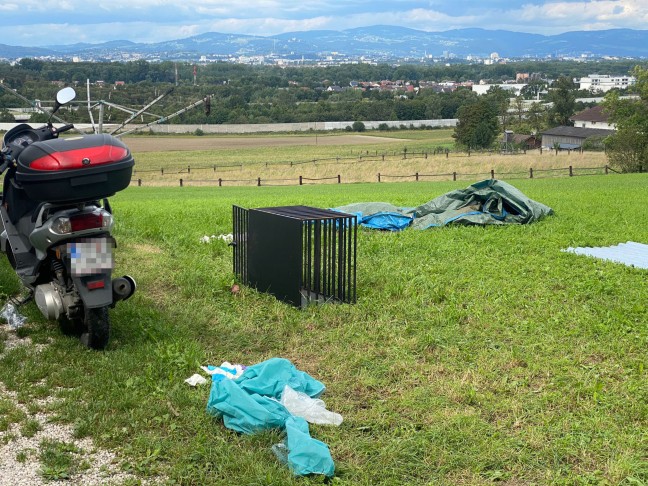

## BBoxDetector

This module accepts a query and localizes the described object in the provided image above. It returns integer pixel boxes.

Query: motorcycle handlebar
[55,124,74,134]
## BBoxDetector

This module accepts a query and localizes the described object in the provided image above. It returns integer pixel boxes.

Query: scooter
[0,87,135,349]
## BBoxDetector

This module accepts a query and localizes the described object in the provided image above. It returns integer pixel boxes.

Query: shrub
[194,128,204,136]
[352,121,366,132]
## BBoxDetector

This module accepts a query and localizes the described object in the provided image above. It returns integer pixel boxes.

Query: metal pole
[98,102,104,134]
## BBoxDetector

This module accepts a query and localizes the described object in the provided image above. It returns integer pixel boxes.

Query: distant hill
[2,26,648,60]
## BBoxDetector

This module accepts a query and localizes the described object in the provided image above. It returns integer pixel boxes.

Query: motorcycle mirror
[51,87,76,116]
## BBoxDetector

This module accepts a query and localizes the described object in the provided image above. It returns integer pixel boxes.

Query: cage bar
[232,205,356,308]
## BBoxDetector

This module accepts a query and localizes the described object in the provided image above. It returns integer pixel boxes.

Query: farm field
[126,130,610,187]
[0,136,647,484]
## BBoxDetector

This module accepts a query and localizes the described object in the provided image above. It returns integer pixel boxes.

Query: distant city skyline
[1,0,646,47]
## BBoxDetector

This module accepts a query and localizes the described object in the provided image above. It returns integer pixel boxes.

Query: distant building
[569,105,615,130]
[579,74,636,93]
[472,84,526,96]
[501,131,541,150]
[540,126,614,149]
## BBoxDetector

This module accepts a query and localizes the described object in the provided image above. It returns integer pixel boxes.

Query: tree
[548,76,576,127]
[526,102,548,133]
[603,66,648,172]
[352,121,366,132]
[485,86,511,130]
[453,98,499,150]
[0,109,14,122]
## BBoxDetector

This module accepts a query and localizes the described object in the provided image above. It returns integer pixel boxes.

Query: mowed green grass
[1,175,647,485]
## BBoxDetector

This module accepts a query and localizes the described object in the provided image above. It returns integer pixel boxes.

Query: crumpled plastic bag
[200,234,233,244]
[280,385,343,426]
[273,416,335,477]
[185,374,208,386]
[0,302,27,330]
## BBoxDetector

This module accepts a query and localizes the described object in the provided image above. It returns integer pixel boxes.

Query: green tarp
[333,179,553,231]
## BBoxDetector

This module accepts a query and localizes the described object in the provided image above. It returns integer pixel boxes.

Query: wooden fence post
[161,168,164,175]
[257,177,261,186]
[446,150,449,159]
[188,165,191,174]
[529,168,533,179]
[605,165,608,175]
[569,165,573,177]
[138,179,142,187]
[415,172,419,182]
[378,173,381,183]
[299,176,303,185]
[180,178,183,187]
[453,172,457,181]
[491,169,495,179]
[337,174,341,184]
[218,178,222,187]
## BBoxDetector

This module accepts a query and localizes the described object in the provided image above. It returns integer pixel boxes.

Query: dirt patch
[123,134,406,153]
[0,326,160,486]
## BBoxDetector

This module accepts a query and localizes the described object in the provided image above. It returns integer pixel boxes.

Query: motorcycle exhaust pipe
[112,275,136,302]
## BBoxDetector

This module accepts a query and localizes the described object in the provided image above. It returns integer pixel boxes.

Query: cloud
[1,0,647,46]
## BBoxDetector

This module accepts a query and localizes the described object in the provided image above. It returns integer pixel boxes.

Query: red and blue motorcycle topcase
[15,134,134,203]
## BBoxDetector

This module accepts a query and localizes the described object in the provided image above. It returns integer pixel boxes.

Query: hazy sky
[2,0,646,46]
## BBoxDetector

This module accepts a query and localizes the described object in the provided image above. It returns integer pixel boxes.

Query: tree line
[0,59,641,126]
[1,59,647,172]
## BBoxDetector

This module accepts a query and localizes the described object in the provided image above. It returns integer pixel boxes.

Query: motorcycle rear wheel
[79,306,110,350]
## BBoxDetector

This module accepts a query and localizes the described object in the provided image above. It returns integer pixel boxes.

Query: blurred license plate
[68,238,114,276]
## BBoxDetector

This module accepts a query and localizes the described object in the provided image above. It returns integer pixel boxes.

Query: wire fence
[132,165,614,187]
[131,146,582,177]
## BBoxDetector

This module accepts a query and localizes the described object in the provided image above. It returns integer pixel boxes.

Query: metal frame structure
[233,205,357,308]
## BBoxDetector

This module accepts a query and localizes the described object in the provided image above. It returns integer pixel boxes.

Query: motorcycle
[0,87,136,349]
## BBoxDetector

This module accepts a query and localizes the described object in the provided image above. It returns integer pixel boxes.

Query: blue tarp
[332,202,413,231]
[332,180,553,231]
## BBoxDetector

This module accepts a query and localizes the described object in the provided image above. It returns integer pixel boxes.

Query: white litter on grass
[562,241,648,269]
[184,374,208,386]
[0,302,27,330]
[201,361,245,380]
[200,234,233,244]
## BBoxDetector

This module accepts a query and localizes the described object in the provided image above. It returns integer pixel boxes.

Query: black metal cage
[233,205,356,308]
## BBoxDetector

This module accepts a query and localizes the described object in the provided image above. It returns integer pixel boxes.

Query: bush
[378,123,390,131]
[352,121,366,132]
[582,135,606,152]
[345,125,353,132]
[0,110,15,122]
[194,128,204,136]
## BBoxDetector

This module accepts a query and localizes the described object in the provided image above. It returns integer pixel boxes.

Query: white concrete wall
[0,119,458,135]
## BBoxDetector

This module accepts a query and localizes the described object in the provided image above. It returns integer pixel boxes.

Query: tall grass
[1,175,646,484]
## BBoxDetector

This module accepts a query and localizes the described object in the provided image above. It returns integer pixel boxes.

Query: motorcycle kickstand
[10,291,34,308]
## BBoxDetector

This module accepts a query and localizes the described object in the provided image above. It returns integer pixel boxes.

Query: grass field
[1,144,647,484]
[127,130,610,187]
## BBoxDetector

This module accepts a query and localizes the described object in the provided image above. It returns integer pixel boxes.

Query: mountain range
[2,26,648,60]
